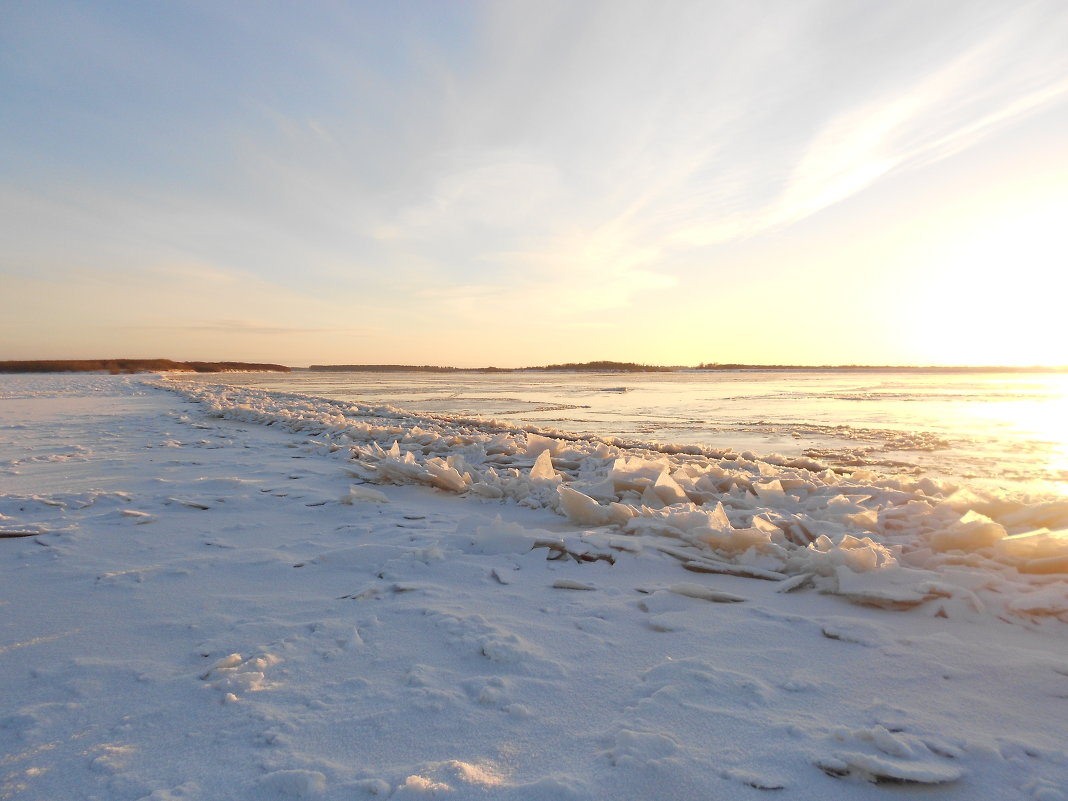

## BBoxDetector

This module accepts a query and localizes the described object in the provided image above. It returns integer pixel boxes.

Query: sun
[907,199,1068,367]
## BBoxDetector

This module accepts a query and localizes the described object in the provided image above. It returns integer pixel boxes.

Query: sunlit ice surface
[180,370,1068,498]
[955,373,1068,497]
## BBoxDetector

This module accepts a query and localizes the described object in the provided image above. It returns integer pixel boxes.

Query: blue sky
[2,0,1067,366]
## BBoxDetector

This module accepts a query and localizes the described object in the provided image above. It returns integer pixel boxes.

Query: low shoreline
[0,359,291,374]
[307,363,1068,374]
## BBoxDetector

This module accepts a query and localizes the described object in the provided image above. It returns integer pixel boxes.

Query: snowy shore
[2,374,1067,800]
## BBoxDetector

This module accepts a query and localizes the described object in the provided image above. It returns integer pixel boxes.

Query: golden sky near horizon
[2,1,1067,367]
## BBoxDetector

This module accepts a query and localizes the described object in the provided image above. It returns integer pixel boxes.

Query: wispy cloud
[130,320,375,336]
[769,28,1068,229]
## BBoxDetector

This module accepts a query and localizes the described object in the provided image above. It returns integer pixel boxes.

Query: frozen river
[181,370,1068,496]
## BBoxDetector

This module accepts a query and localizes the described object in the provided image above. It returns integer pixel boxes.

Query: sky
[2,0,1067,368]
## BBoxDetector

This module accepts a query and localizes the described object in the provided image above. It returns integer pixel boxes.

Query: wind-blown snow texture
[1,374,1067,800]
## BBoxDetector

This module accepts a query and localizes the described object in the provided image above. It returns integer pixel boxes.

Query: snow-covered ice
[2,374,1067,800]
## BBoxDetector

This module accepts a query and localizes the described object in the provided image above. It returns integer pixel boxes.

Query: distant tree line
[309,361,672,373]
[694,362,1068,372]
[5,359,1063,375]
[0,359,291,374]
[309,361,1067,373]
[308,364,507,373]
[532,361,672,372]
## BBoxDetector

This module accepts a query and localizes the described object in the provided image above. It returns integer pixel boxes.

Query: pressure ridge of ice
[159,379,1068,623]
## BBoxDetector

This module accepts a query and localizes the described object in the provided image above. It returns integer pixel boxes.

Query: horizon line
[3,358,1067,374]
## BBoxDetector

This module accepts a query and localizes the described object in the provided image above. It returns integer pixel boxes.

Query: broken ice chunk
[652,470,689,505]
[995,528,1068,573]
[668,582,746,603]
[341,485,389,504]
[929,511,1006,552]
[529,449,560,483]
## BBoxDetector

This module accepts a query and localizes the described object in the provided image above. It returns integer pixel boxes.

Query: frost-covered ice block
[929,510,1006,552]
[552,578,595,591]
[557,486,635,527]
[995,528,1068,573]
[425,457,470,493]
[830,564,979,610]
[529,449,560,483]
[610,456,669,492]
[786,534,897,575]
[704,526,776,555]
[752,479,786,503]
[998,499,1068,531]
[572,476,619,503]
[341,484,389,504]
[639,485,665,509]
[1007,584,1068,615]
[667,582,746,603]
[843,507,879,531]
[465,516,539,554]
[557,486,609,526]
[652,470,689,505]
[525,432,564,457]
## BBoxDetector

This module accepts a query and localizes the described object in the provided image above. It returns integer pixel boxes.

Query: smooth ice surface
[2,374,1067,800]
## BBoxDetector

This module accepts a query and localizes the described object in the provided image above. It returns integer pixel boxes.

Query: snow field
[1,375,1067,800]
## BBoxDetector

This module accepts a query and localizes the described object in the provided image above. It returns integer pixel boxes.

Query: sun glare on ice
[985,375,1068,496]
[1029,380,1068,495]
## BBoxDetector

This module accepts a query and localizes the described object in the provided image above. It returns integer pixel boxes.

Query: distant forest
[309,361,1068,373]
[309,361,672,373]
[4,359,1063,375]
[0,359,291,374]
[309,364,503,373]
